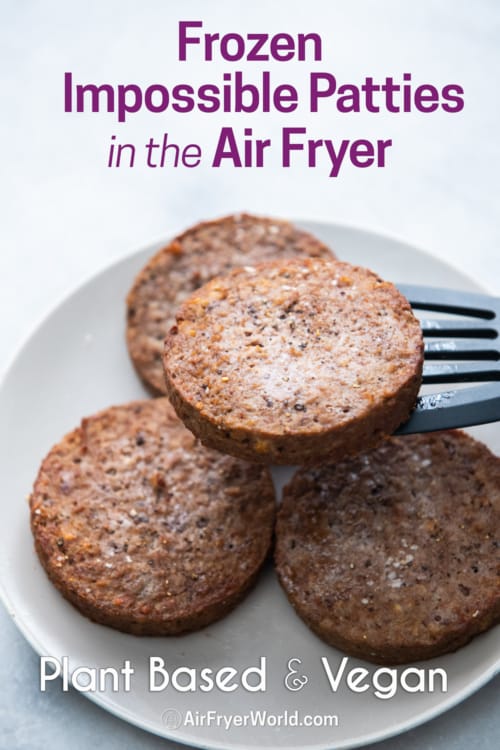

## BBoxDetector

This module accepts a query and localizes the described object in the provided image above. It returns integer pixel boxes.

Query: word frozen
[178,20,322,62]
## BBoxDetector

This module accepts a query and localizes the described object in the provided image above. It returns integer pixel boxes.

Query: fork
[394,284,500,434]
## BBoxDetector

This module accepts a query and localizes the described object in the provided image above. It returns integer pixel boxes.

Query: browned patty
[30,399,276,635]
[164,257,423,465]
[275,431,500,664]
[127,213,334,395]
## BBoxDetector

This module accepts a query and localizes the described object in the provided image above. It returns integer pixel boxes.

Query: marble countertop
[1,0,499,748]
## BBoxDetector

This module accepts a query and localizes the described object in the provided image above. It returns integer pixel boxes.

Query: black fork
[394,284,500,434]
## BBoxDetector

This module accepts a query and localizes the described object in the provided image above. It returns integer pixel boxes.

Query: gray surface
[0,604,498,749]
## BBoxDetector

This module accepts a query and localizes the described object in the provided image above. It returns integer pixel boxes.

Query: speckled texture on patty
[164,257,423,465]
[126,213,334,395]
[275,431,500,664]
[30,399,276,635]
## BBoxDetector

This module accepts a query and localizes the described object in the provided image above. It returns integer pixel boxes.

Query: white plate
[0,222,498,750]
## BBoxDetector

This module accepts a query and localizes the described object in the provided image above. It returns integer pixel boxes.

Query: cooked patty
[164,257,423,465]
[275,431,500,664]
[30,399,276,635]
[126,213,334,395]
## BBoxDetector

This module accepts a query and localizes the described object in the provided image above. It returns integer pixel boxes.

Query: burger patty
[30,399,276,635]
[163,257,423,465]
[126,213,334,395]
[275,431,500,664]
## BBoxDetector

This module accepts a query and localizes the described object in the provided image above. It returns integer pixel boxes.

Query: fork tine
[395,384,500,433]
[424,339,500,359]
[397,284,498,319]
[420,318,498,337]
[392,284,500,432]
[423,362,500,383]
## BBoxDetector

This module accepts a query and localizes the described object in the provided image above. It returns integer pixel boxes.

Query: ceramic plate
[0,221,498,749]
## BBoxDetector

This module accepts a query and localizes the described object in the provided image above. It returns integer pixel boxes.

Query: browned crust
[164,257,424,465]
[30,399,276,635]
[275,431,500,664]
[126,213,335,395]
[33,531,263,635]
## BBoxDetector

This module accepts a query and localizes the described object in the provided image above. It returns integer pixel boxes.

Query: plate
[0,221,498,750]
